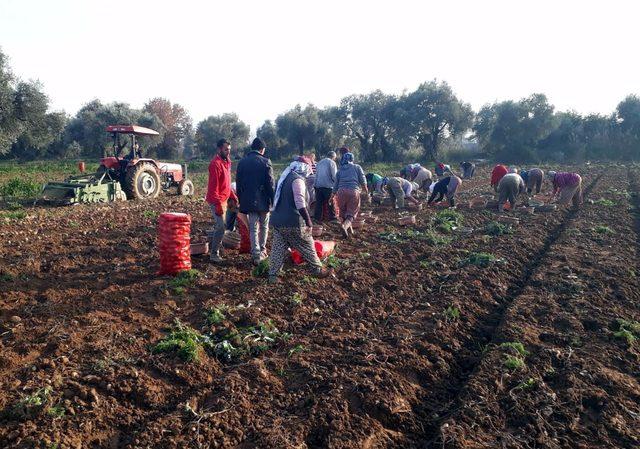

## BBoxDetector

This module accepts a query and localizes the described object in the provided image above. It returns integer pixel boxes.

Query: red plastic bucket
[290,240,336,265]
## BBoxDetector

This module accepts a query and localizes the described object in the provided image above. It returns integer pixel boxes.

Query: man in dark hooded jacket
[236,138,275,265]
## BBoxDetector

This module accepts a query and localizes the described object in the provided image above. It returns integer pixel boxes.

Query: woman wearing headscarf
[548,170,582,207]
[408,165,433,190]
[333,152,368,237]
[434,162,452,178]
[268,161,332,283]
[296,154,316,206]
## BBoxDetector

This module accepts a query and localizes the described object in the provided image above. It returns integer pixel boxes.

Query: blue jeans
[248,212,270,260]
[225,210,237,231]
[210,205,225,256]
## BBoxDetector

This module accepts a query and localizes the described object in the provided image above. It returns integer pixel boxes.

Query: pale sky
[1,0,638,132]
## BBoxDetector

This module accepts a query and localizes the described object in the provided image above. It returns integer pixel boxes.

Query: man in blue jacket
[236,138,275,265]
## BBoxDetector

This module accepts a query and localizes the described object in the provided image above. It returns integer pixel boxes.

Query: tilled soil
[0,165,638,449]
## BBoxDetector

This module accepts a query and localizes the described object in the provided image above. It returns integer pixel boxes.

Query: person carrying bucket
[268,161,332,284]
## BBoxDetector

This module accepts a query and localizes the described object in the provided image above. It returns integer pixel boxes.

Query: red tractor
[100,125,194,199]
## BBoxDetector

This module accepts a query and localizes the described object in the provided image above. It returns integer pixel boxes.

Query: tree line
[1,48,639,163]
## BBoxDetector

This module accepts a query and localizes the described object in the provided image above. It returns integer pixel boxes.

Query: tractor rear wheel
[124,162,161,200]
[178,179,195,196]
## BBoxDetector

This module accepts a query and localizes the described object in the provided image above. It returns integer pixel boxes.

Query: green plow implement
[40,171,126,205]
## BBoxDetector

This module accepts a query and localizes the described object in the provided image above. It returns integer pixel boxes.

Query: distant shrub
[0,178,41,199]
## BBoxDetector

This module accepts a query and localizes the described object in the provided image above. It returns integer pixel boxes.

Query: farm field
[0,163,639,449]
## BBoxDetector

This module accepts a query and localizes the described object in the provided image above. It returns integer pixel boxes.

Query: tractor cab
[108,125,156,160]
[101,125,159,171]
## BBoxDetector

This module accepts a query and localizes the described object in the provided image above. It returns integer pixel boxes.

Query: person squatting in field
[491,164,508,192]
[313,151,338,222]
[427,174,462,207]
[235,138,275,265]
[460,161,475,179]
[385,176,420,209]
[333,152,368,238]
[268,161,332,283]
[206,139,238,263]
[497,172,526,212]
[520,168,545,194]
[548,171,583,207]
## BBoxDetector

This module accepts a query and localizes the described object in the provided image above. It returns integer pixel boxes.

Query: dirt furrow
[435,166,640,448]
[412,170,605,446]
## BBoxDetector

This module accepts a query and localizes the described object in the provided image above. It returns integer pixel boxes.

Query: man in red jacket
[207,139,237,262]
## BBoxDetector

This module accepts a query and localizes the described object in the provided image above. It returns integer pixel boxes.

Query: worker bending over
[427,174,462,208]
[497,172,525,212]
[386,177,420,209]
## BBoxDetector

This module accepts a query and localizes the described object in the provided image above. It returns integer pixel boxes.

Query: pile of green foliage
[153,317,291,364]
[168,269,202,294]
[379,228,451,245]
[458,252,504,268]
[594,198,616,206]
[152,320,208,362]
[252,259,269,277]
[593,225,615,235]
[499,341,528,370]
[484,221,513,236]
[1,386,65,420]
[613,319,640,345]
[434,210,463,233]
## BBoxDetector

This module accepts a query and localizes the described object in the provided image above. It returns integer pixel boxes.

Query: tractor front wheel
[178,179,195,196]
[124,163,161,200]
